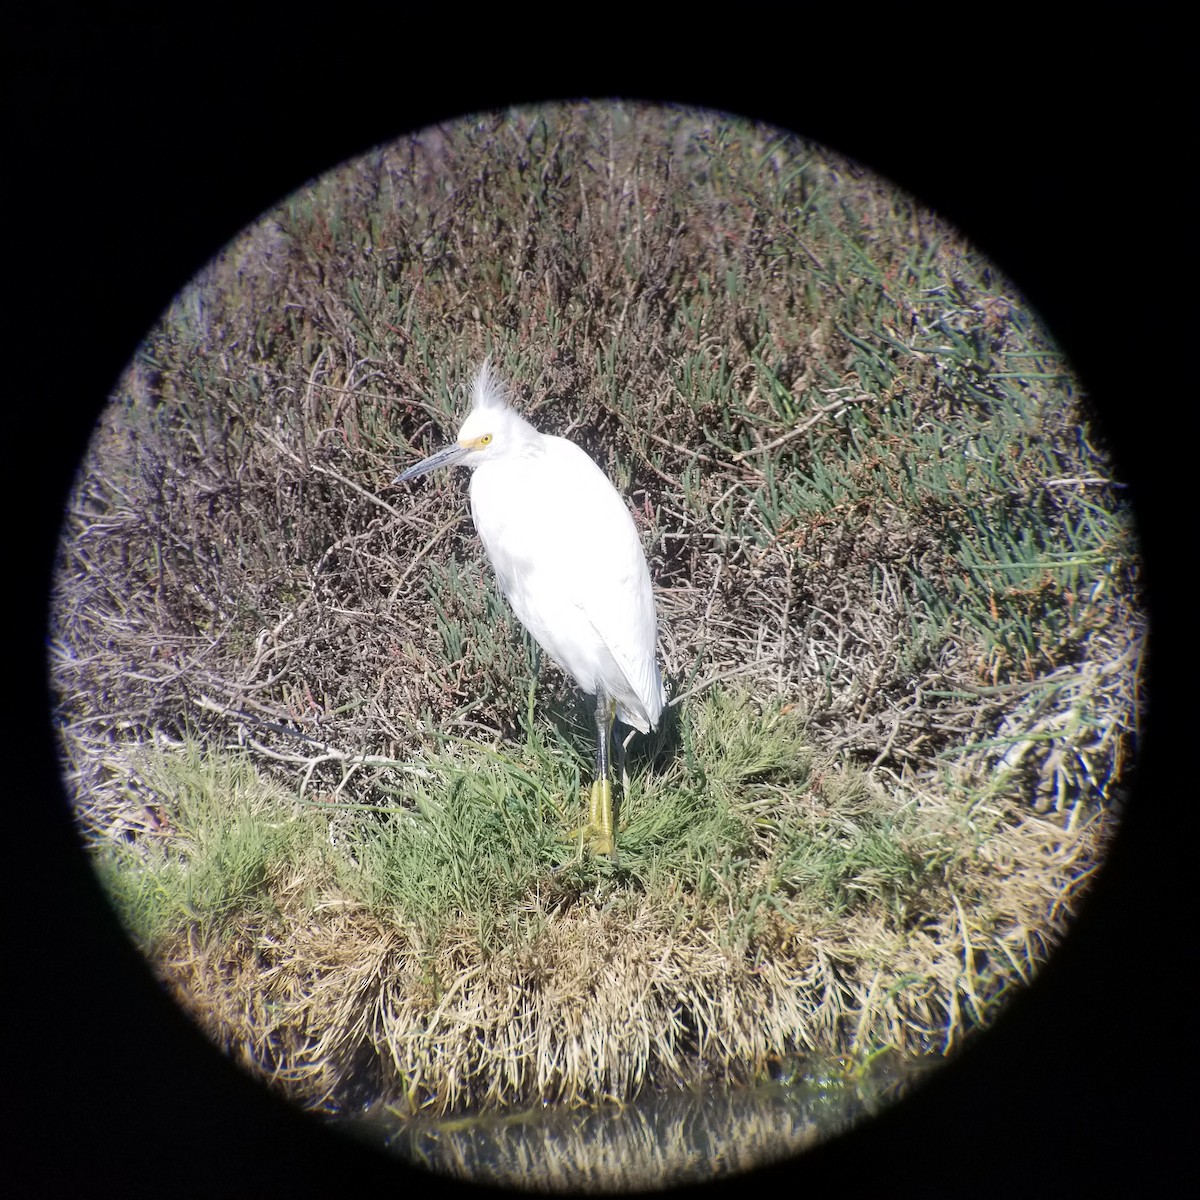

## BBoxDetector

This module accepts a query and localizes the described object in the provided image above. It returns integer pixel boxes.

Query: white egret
[395,362,665,858]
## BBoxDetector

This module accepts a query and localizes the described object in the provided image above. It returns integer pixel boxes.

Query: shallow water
[335,1052,938,1192]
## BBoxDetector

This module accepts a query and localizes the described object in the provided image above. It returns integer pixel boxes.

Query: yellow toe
[565,779,617,859]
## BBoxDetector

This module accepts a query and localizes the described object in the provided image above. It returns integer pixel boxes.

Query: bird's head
[395,360,536,484]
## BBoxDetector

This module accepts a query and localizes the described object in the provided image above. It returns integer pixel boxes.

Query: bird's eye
[478,434,492,446]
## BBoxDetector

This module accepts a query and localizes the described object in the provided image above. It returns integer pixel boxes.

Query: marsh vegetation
[51,103,1141,1183]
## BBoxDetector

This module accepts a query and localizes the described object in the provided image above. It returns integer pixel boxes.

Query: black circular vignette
[9,12,1188,1198]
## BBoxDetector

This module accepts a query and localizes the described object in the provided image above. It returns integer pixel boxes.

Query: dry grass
[50,101,1141,1137]
[113,697,1112,1122]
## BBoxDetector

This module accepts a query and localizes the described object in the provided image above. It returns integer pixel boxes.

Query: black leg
[586,689,616,858]
[593,691,611,782]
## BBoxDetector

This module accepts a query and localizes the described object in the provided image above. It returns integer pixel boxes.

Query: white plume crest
[472,356,509,412]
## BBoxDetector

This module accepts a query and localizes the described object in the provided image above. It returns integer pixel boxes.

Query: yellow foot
[565,823,616,859]
[566,778,618,860]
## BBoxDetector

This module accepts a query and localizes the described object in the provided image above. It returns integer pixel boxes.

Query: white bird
[395,361,665,858]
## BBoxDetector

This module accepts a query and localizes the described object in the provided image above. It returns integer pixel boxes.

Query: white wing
[470,436,663,730]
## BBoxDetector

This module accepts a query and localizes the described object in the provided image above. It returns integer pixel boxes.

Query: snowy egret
[395,361,664,858]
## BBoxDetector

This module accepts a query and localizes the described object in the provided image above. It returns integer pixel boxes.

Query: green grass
[95,743,329,948]
[109,693,932,961]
